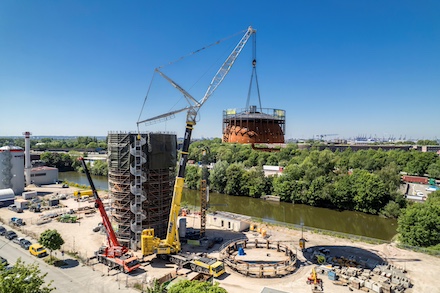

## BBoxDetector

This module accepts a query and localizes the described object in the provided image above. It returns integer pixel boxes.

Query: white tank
[0,146,25,194]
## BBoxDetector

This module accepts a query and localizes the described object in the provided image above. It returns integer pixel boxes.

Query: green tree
[397,192,440,247]
[427,159,440,179]
[145,279,165,293]
[224,163,246,196]
[0,259,55,293]
[417,139,439,145]
[379,201,402,218]
[39,229,65,258]
[167,280,227,293]
[273,164,305,202]
[332,174,354,210]
[40,152,74,171]
[242,167,266,198]
[210,161,229,194]
[90,160,108,176]
[351,170,389,214]
[405,151,437,176]
[185,165,201,190]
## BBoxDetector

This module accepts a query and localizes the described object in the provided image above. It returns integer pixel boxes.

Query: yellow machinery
[73,190,93,197]
[299,238,306,250]
[307,267,323,291]
[139,26,256,277]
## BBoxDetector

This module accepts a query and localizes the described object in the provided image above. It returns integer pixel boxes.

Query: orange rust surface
[223,122,284,143]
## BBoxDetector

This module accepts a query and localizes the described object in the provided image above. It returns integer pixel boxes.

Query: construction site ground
[1,183,439,293]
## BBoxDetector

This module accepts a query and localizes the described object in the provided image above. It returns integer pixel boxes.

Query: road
[0,235,138,293]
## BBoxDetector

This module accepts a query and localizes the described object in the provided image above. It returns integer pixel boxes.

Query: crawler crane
[139,26,256,277]
[79,158,140,273]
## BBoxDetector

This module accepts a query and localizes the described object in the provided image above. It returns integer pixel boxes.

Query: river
[59,171,398,240]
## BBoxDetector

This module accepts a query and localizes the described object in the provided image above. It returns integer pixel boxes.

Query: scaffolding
[108,132,176,250]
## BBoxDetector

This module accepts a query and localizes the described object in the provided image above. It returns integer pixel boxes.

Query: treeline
[40,152,108,176]
[186,140,440,216]
[0,136,107,151]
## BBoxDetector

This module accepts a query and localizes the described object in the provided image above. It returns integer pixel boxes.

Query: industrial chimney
[23,131,32,186]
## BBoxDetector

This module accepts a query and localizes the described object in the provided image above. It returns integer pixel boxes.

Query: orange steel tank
[222,106,285,144]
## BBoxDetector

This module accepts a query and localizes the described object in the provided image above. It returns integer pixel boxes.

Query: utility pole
[200,148,209,238]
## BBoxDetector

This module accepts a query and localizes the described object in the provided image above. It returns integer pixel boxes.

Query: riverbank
[59,170,398,240]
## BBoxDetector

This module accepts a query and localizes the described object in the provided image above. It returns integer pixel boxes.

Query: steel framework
[108,132,176,250]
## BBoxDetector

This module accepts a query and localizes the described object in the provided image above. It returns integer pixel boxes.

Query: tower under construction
[107,132,176,250]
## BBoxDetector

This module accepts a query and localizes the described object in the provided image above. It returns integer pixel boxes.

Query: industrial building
[222,106,286,144]
[207,211,251,232]
[30,166,59,185]
[0,146,25,195]
[107,132,177,250]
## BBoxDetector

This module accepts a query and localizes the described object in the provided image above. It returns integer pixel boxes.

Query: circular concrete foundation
[220,238,297,278]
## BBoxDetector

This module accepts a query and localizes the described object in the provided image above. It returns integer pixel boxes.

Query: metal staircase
[129,136,147,250]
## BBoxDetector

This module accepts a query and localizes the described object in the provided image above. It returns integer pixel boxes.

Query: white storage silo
[0,146,25,194]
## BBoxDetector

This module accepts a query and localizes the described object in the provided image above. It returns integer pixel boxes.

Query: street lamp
[299,221,305,251]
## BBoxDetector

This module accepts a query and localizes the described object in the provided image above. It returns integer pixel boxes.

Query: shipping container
[402,175,429,184]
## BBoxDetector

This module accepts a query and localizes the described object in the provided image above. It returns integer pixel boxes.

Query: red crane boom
[79,158,139,273]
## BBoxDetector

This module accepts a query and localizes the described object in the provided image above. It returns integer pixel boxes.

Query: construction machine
[73,190,93,198]
[307,267,323,292]
[140,26,256,277]
[79,158,140,273]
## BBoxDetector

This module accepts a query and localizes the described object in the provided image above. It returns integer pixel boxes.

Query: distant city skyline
[1,1,439,139]
[1,134,438,143]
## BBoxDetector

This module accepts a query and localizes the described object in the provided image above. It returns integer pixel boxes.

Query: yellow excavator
[139,26,256,278]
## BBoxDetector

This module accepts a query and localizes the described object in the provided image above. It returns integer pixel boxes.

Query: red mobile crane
[79,158,140,273]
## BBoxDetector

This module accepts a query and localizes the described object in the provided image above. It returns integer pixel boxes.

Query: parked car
[0,256,8,267]
[29,244,47,258]
[12,237,25,245]
[10,217,26,226]
[7,204,23,213]
[0,226,6,236]
[20,239,32,250]
[5,231,18,240]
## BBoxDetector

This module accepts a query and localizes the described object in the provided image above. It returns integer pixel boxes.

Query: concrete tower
[23,131,32,186]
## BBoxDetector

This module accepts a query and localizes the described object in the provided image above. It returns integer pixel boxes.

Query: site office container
[402,175,428,184]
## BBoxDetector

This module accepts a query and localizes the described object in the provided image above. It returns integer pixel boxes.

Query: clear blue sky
[1,1,439,140]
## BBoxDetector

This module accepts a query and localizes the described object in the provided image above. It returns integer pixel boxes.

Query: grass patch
[133,282,143,291]
[43,255,66,267]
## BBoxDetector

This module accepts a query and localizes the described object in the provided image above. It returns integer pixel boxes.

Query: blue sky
[1,1,439,140]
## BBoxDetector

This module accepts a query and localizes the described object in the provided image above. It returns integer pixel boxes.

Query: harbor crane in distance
[79,158,140,273]
[138,26,256,277]
[316,134,338,141]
